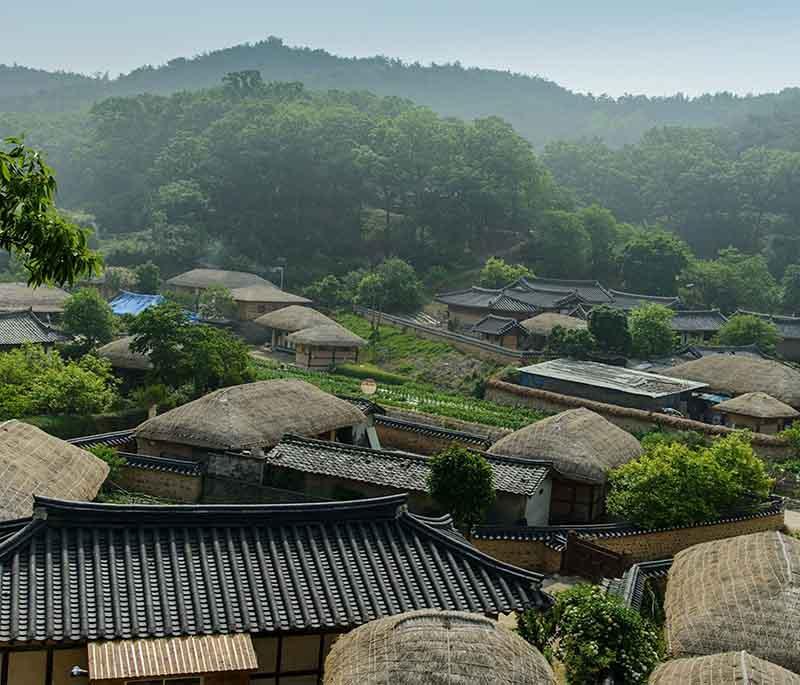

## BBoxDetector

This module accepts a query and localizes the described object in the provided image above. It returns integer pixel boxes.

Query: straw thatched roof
[254,305,333,332]
[0,420,109,520]
[288,324,367,348]
[97,336,152,371]
[134,379,366,451]
[713,392,800,420]
[649,652,800,684]
[230,284,311,305]
[166,268,273,290]
[0,282,69,313]
[666,356,800,408]
[522,312,587,337]
[323,609,556,685]
[664,532,800,673]
[488,408,642,484]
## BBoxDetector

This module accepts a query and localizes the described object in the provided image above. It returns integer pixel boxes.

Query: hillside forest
[3,40,800,315]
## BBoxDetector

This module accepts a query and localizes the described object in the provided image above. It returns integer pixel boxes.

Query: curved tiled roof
[0,494,550,644]
[0,309,67,345]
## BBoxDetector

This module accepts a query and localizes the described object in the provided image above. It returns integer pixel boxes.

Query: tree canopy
[63,288,115,349]
[715,313,781,352]
[629,304,677,358]
[478,257,532,288]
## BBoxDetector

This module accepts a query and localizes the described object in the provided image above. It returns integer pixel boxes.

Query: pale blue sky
[2,0,798,96]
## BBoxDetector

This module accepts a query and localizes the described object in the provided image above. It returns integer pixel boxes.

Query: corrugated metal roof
[518,358,708,398]
[109,291,165,316]
[0,309,67,345]
[88,633,258,680]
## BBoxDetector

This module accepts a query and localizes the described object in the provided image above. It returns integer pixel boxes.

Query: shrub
[629,304,677,358]
[716,313,781,353]
[478,257,532,288]
[518,584,661,684]
[608,432,772,528]
[588,305,631,355]
[547,325,596,358]
[87,445,127,486]
[63,288,115,348]
[355,258,423,313]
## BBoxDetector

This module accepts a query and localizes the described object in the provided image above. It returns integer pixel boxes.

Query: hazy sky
[2,0,798,96]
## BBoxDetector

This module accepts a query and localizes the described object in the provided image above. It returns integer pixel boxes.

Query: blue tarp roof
[109,291,165,316]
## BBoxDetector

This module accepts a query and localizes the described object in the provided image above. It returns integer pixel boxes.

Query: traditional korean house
[324,609,556,685]
[254,305,336,351]
[605,289,681,311]
[664,532,800,673]
[518,358,707,412]
[488,408,643,524]
[166,268,274,296]
[0,420,108,521]
[670,309,728,344]
[229,284,312,321]
[0,282,69,322]
[0,494,550,684]
[108,290,165,316]
[471,314,529,349]
[711,391,799,433]
[263,434,553,525]
[96,336,152,390]
[521,312,587,349]
[0,309,67,349]
[287,324,367,370]
[134,379,368,459]
[737,309,800,361]
[649,652,800,685]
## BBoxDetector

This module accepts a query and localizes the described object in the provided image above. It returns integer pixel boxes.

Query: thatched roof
[166,268,273,290]
[0,420,109,520]
[97,336,152,371]
[0,282,69,313]
[323,609,556,685]
[666,356,800,408]
[488,408,643,484]
[664,532,800,673]
[134,379,366,451]
[254,305,334,332]
[713,392,800,420]
[288,324,367,348]
[230,284,311,305]
[649,652,800,684]
[522,312,587,337]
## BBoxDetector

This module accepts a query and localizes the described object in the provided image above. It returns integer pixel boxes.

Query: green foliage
[134,260,160,293]
[198,285,237,320]
[529,210,591,278]
[303,274,350,310]
[779,421,800,455]
[782,264,800,314]
[0,344,118,417]
[0,137,101,285]
[63,288,115,348]
[640,429,707,451]
[588,305,631,355]
[426,445,496,529]
[478,257,532,288]
[334,363,409,386]
[130,302,252,392]
[103,266,137,293]
[608,432,773,528]
[629,304,677,358]
[546,325,596,358]
[356,258,423,313]
[619,230,690,296]
[716,313,781,353]
[518,584,661,684]
[87,445,127,485]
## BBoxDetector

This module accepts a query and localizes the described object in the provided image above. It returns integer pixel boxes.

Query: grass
[335,362,410,385]
[335,312,454,361]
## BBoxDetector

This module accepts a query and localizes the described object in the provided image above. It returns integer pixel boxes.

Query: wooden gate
[561,532,628,581]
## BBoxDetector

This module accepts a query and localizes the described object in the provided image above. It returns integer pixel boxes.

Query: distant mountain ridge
[2,37,799,146]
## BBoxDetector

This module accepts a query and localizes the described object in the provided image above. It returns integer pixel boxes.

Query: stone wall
[376,422,489,455]
[117,466,203,503]
[486,379,794,460]
[472,538,563,575]
[202,476,315,504]
[383,407,511,444]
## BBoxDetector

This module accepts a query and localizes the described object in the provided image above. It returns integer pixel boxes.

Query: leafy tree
[579,204,621,283]
[629,304,677,358]
[426,445,496,530]
[517,584,661,685]
[0,137,100,285]
[782,264,800,314]
[303,274,349,310]
[478,257,532,288]
[62,288,115,348]
[356,258,423,313]
[588,305,631,355]
[87,445,127,486]
[546,325,596,358]
[129,303,192,385]
[134,261,160,293]
[716,314,781,353]
[198,285,237,320]
[529,210,591,278]
[104,266,137,294]
[607,433,772,528]
[620,230,690,296]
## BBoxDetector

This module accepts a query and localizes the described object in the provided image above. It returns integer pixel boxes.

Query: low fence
[354,306,537,364]
[485,379,794,459]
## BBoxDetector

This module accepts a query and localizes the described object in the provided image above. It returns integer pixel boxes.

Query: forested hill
[2,37,799,147]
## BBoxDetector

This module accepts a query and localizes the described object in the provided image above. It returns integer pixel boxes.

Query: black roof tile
[0,309,67,346]
[68,430,136,451]
[737,310,800,339]
[265,435,549,497]
[670,309,728,333]
[472,315,528,336]
[0,495,549,644]
[121,452,205,476]
[374,415,490,448]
